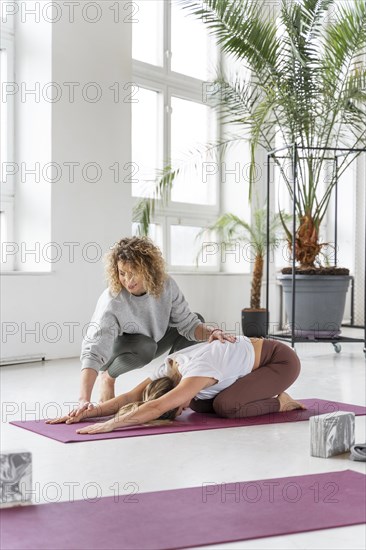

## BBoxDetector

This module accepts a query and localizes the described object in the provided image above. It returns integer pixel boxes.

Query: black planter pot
[241,309,268,338]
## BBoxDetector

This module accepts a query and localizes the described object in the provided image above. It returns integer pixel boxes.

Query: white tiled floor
[1,335,366,549]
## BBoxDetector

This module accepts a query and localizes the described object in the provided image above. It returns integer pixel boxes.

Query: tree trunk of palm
[250,254,264,309]
[291,215,322,269]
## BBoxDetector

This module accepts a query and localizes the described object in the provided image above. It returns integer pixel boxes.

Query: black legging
[190,340,301,418]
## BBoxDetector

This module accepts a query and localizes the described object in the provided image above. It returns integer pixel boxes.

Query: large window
[132,0,220,271]
[0,12,15,271]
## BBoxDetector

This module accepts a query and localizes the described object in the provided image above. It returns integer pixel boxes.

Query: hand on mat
[45,415,72,425]
[76,420,114,434]
[208,329,236,344]
[46,412,85,425]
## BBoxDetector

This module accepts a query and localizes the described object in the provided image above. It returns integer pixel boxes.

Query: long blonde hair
[104,236,167,297]
[118,377,179,422]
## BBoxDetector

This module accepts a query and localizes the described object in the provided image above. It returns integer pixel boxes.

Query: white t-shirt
[149,336,255,400]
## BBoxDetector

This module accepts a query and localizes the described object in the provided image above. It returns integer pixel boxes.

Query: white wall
[173,273,280,337]
[1,1,282,364]
[1,1,133,361]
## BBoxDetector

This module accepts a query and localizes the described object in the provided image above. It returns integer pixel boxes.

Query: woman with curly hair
[75,236,235,416]
[48,336,304,432]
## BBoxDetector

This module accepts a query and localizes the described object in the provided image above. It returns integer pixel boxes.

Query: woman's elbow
[154,400,180,421]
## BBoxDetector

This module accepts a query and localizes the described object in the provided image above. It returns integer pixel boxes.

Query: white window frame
[1,20,15,272]
[132,0,221,272]
[166,215,220,272]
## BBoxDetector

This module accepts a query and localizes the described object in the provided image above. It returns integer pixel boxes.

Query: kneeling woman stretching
[47,337,305,434]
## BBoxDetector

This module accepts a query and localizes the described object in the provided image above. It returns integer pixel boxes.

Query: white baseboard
[0,355,46,366]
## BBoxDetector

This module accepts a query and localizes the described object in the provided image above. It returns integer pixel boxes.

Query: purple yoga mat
[1,469,365,550]
[10,398,366,443]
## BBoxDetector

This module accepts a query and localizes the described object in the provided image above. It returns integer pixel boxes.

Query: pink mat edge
[1,467,363,504]
[8,397,366,445]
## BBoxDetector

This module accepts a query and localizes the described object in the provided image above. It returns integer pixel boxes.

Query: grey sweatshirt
[80,276,201,372]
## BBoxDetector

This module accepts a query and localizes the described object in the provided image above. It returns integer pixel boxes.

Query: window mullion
[165,86,172,209]
[132,0,221,272]
[163,215,170,267]
[164,0,172,75]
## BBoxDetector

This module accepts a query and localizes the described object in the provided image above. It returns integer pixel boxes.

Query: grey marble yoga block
[0,451,32,507]
[310,412,355,458]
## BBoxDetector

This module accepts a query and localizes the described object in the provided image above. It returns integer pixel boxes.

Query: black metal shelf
[267,333,364,355]
[270,334,363,344]
[264,144,366,355]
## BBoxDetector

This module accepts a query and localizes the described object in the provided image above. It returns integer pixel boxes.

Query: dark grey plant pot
[278,274,352,338]
[241,309,268,338]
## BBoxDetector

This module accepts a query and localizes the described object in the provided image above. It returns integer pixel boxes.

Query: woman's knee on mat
[212,395,240,419]
[213,397,277,419]
[189,398,215,414]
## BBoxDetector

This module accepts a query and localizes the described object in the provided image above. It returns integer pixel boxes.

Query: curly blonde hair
[104,236,167,297]
[118,377,180,422]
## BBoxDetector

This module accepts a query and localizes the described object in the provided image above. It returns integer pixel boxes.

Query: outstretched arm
[76,377,212,434]
[46,378,152,424]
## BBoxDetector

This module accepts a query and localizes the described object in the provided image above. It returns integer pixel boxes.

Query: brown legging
[189,340,301,418]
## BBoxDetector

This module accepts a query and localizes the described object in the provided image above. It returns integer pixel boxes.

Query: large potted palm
[200,207,289,337]
[136,0,366,337]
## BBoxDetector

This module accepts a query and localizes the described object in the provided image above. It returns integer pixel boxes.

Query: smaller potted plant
[200,207,289,337]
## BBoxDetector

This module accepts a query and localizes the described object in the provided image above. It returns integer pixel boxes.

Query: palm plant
[136,0,366,271]
[200,208,289,309]
[179,0,366,269]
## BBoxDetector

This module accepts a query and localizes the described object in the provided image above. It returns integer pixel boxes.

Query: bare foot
[99,372,115,403]
[278,392,307,412]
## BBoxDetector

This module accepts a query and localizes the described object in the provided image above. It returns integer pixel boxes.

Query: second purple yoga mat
[1,470,365,550]
[10,398,366,443]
